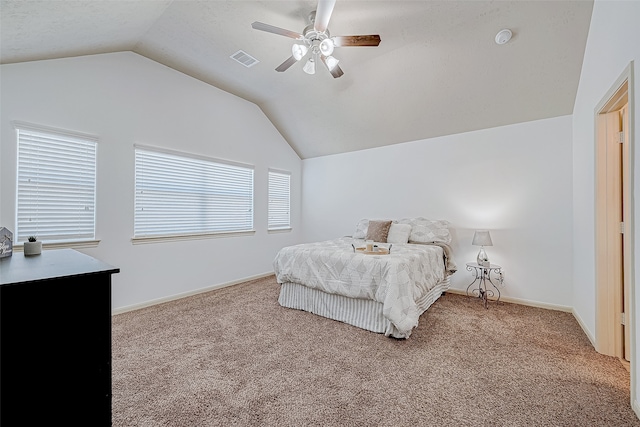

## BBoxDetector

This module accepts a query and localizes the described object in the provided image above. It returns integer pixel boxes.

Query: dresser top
[0,248,119,286]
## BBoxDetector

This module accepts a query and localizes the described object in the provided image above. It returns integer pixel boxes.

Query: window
[134,145,254,239]
[268,170,291,230]
[14,122,97,244]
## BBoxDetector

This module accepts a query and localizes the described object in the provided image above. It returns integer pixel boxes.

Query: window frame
[132,144,255,244]
[13,121,99,247]
[268,169,291,231]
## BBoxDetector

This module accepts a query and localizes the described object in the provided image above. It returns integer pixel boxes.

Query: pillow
[386,223,411,244]
[396,217,452,244]
[353,219,369,239]
[365,220,392,243]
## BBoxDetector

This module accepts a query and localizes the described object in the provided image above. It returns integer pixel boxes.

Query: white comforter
[273,237,450,336]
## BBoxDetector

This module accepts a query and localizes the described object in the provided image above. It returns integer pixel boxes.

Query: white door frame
[594,61,636,413]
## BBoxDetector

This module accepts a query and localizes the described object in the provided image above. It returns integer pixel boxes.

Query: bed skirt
[278,277,451,339]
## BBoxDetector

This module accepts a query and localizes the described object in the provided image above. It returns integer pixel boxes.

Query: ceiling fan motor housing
[303,24,333,56]
[303,25,330,42]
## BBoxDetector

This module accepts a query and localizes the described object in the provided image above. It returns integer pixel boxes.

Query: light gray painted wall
[0,52,302,311]
[571,0,640,412]
[301,115,574,307]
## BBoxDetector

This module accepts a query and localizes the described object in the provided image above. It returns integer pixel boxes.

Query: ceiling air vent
[230,50,259,68]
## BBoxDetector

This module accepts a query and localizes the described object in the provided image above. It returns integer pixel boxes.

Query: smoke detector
[495,29,512,45]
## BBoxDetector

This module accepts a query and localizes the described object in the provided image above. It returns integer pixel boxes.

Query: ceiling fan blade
[251,22,303,40]
[332,35,381,47]
[276,56,298,72]
[314,0,336,33]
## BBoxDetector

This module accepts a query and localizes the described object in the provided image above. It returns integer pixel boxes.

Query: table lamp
[472,230,493,267]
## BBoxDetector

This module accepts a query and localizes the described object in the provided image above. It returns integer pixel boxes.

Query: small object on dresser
[24,236,42,256]
[0,227,13,258]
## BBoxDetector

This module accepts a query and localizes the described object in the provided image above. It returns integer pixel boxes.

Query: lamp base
[477,247,490,267]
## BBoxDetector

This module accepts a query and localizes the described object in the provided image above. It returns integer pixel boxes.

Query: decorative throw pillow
[365,220,393,243]
[353,219,369,239]
[396,217,452,244]
[386,223,412,244]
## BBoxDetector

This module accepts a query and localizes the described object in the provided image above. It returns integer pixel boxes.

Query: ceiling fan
[251,0,381,78]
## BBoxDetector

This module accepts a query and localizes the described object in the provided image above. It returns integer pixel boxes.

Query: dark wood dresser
[0,249,119,426]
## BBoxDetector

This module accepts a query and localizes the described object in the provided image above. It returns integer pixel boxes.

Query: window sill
[268,227,292,234]
[13,239,101,251]
[131,230,256,245]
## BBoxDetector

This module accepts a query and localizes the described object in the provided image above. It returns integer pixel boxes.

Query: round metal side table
[466,262,503,309]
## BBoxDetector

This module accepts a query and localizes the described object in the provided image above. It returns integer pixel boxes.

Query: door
[621,103,630,362]
[595,80,629,360]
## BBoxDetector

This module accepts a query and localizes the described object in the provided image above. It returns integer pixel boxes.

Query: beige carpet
[112,275,639,426]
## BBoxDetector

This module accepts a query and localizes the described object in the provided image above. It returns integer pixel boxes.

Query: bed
[273,217,457,338]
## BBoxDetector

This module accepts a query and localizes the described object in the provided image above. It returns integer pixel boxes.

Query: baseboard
[445,288,597,348]
[633,399,640,420]
[111,272,275,315]
[116,278,595,346]
[445,288,573,312]
[572,307,596,348]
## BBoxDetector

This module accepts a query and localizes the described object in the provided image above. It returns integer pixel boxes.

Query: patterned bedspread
[273,237,452,335]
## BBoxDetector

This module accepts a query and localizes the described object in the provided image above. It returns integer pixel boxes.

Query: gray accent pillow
[365,220,393,243]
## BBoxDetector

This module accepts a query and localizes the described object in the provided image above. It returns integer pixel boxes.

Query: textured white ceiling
[0,0,594,159]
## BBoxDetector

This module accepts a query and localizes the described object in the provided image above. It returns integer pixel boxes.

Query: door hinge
[619,131,625,143]
[621,312,626,325]
[620,222,625,234]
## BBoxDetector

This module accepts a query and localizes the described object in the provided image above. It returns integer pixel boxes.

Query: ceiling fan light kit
[303,58,316,75]
[251,0,381,78]
[292,44,308,60]
[324,55,339,71]
[319,38,335,56]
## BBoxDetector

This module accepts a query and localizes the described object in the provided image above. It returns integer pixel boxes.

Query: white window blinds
[15,123,97,243]
[134,146,254,238]
[268,170,291,230]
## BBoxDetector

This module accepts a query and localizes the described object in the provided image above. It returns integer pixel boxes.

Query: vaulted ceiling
[0,0,594,159]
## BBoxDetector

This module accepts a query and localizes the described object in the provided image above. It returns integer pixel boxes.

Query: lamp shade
[303,57,316,74]
[472,230,493,246]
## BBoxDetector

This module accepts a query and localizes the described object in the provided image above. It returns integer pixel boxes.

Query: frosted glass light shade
[292,44,308,61]
[303,58,316,74]
[324,55,339,71]
[472,230,493,247]
[319,38,334,56]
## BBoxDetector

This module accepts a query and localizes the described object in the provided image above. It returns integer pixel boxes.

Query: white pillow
[353,219,369,239]
[386,223,411,244]
[396,217,452,244]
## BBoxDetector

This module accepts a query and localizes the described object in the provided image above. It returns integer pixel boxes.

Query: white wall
[302,115,574,307]
[571,0,640,413]
[0,52,302,311]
